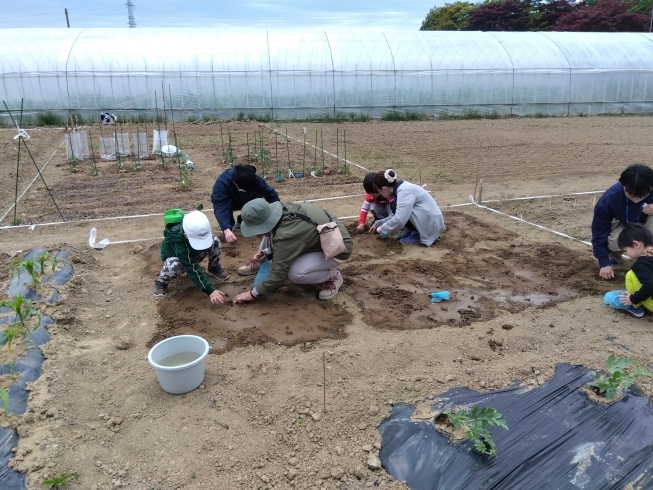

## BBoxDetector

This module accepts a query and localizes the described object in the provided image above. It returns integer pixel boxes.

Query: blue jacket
[211,167,279,232]
[591,182,653,268]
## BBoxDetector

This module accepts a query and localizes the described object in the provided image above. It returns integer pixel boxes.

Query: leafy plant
[178,172,190,191]
[0,325,34,352]
[254,147,271,166]
[37,251,61,277]
[0,387,8,415]
[0,295,40,330]
[222,132,236,166]
[442,406,508,456]
[42,472,79,489]
[337,164,350,175]
[587,354,652,401]
[10,258,41,287]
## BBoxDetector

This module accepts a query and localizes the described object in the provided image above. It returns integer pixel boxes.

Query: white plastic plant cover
[152,130,168,155]
[132,132,148,159]
[99,138,116,160]
[65,131,89,162]
[116,132,131,156]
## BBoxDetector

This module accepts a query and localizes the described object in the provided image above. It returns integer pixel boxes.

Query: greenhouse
[1,28,653,120]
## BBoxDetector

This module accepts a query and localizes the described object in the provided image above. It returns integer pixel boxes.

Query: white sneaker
[238,258,262,276]
[319,271,343,300]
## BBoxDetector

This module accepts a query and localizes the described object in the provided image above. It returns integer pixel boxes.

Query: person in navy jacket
[211,165,279,244]
[592,164,653,280]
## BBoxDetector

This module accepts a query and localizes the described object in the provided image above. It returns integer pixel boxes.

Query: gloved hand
[378,230,391,239]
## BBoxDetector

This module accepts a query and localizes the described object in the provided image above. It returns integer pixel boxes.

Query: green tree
[420,2,479,30]
[628,0,653,13]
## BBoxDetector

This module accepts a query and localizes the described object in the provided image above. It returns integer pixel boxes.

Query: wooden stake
[323,352,326,414]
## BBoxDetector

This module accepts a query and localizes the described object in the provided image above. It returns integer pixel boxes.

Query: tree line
[420,0,652,32]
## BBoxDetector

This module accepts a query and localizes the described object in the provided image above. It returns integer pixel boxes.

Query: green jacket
[257,202,353,298]
[159,222,215,295]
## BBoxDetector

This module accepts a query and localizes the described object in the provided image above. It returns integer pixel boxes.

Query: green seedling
[0,387,8,415]
[337,164,350,175]
[442,406,508,456]
[36,251,62,277]
[222,132,236,166]
[10,258,41,287]
[0,325,34,352]
[0,295,40,330]
[296,417,304,425]
[587,354,652,401]
[178,172,190,191]
[42,472,79,489]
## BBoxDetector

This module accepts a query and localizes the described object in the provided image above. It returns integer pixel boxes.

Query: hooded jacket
[159,222,215,295]
[211,167,279,232]
[591,182,653,268]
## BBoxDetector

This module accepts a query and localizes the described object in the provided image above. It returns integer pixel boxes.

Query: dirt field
[1,116,653,490]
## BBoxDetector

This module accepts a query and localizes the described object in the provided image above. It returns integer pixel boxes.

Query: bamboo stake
[12,99,23,225]
[336,127,339,169]
[247,133,250,162]
[343,130,347,173]
[286,128,291,172]
[3,100,64,221]
[154,91,165,166]
[219,120,224,163]
[321,130,324,173]
[323,352,326,414]
[314,131,317,172]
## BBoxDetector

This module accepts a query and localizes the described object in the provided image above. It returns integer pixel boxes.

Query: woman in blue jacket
[592,164,653,280]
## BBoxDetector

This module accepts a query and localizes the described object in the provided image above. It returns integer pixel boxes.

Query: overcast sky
[3,1,443,30]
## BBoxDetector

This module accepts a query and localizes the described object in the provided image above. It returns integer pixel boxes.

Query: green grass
[35,111,63,127]
[381,111,430,121]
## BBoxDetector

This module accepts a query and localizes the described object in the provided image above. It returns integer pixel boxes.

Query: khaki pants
[607,215,653,254]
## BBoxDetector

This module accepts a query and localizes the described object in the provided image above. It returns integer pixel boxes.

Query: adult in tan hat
[233,199,353,303]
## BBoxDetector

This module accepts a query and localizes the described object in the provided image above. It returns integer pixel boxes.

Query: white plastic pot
[147,335,210,394]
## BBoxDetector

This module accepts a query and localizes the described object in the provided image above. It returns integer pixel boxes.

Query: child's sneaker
[153,281,168,297]
[206,267,229,282]
[624,305,645,318]
[238,259,262,276]
[400,231,421,245]
[319,271,343,300]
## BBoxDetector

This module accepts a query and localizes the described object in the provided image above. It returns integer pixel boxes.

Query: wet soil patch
[150,284,351,354]
[344,213,608,330]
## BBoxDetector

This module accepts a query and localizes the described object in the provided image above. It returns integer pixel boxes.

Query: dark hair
[373,169,397,191]
[232,164,258,191]
[363,172,376,193]
[617,223,653,250]
[619,164,653,198]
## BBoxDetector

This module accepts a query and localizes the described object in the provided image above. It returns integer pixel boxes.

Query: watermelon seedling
[442,406,508,456]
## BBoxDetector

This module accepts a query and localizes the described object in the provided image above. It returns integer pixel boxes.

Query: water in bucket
[158,351,201,367]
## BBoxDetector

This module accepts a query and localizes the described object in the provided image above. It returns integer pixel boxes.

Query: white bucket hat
[182,211,213,250]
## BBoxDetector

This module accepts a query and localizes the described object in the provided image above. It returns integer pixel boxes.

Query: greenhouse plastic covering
[1,29,653,118]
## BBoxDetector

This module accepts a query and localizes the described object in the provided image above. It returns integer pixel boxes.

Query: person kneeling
[609,223,653,318]
[154,210,227,304]
[233,199,353,304]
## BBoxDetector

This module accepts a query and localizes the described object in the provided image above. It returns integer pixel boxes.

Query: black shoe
[207,267,229,282]
[153,281,168,297]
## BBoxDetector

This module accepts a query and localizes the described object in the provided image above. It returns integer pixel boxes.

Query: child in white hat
[155,210,227,304]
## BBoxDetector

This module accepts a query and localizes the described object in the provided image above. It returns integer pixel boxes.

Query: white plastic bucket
[147,335,210,394]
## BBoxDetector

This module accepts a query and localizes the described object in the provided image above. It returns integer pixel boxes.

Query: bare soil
[1,117,653,490]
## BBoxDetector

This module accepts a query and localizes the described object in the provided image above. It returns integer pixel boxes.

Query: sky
[3,1,442,30]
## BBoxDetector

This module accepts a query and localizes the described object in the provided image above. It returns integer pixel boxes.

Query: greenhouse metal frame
[1,28,653,120]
